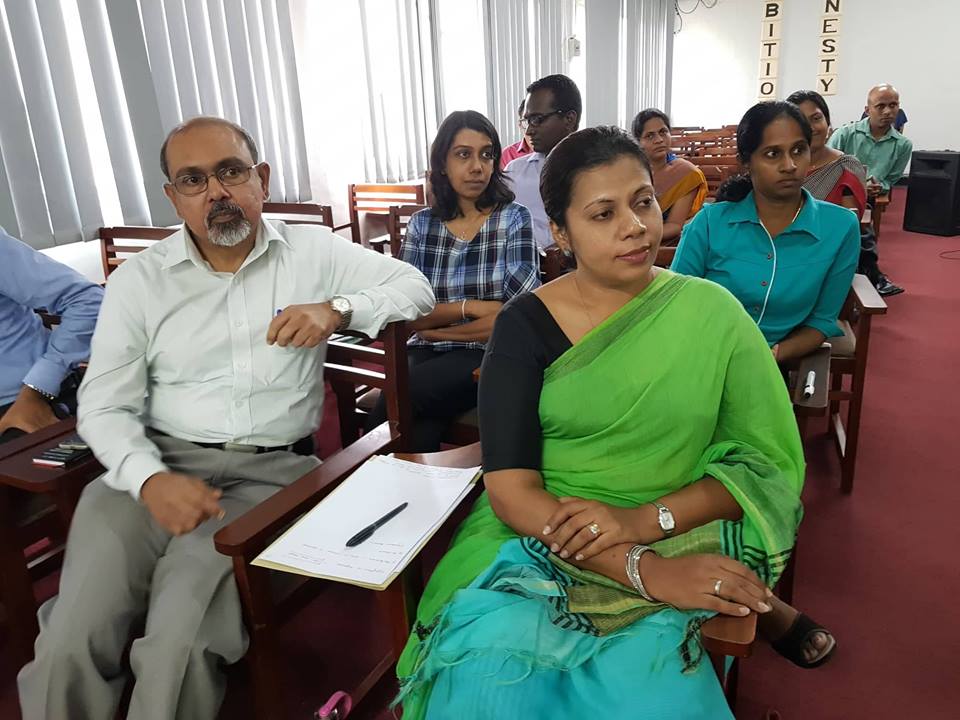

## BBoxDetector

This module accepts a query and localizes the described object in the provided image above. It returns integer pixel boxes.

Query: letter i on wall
[758,1,783,101]
[818,0,841,95]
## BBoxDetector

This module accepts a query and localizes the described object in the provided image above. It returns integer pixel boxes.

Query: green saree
[396,272,805,719]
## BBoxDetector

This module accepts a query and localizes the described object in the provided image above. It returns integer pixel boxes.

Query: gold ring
[588,522,601,536]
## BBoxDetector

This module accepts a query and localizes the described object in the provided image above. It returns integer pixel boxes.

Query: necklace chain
[449,210,490,241]
[760,198,803,237]
[573,273,597,329]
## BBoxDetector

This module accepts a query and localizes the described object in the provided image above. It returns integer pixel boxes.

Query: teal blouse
[671,188,860,344]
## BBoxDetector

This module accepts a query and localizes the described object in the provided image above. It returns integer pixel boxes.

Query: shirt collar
[854,116,898,142]
[161,217,291,271]
[726,188,820,236]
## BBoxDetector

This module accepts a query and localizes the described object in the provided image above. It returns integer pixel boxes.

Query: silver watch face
[659,507,676,531]
[330,296,351,314]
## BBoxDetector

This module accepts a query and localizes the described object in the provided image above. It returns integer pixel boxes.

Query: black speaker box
[904,151,960,236]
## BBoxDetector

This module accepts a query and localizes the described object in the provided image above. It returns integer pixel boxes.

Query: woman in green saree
[395,127,805,719]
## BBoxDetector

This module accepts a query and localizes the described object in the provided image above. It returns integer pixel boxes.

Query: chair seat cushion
[830,320,856,359]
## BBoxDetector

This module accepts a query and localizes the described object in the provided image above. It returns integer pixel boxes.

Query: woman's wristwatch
[651,501,676,537]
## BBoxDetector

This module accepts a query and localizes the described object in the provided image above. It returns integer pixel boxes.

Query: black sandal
[770,612,837,669]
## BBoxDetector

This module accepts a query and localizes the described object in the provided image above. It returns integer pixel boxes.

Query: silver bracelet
[460,299,467,321]
[24,383,56,402]
[625,544,657,602]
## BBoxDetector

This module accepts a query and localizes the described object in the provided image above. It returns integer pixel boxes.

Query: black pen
[345,502,408,547]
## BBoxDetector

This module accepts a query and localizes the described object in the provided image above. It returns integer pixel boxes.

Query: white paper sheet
[254,455,479,587]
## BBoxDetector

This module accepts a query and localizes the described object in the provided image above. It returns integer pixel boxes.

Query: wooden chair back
[336,184,426,248]
[325,323,413,449]
[688,160,742,198]
[99,226,176,277]
[262,202,334,228]
[387,204,429,257]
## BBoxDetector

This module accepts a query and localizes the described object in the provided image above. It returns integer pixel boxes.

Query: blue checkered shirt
[400,202,540,351]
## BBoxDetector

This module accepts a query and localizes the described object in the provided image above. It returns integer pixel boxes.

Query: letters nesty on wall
[817,0,842,95]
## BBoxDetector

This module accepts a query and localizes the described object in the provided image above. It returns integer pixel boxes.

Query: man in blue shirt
[0,228,103,441]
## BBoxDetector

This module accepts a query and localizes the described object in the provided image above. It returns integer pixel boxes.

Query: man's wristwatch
[651,501,676,537]
[329,296,353,331]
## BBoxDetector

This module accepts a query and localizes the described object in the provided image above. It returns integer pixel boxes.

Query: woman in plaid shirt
[367,110,540,451]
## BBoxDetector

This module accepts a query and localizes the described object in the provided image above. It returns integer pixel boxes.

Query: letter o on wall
[760,80,775,96]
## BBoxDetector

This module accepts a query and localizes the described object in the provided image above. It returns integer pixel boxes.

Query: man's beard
[205,201,252,247]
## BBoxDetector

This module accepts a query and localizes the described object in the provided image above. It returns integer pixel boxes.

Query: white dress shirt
[78,219,435,499]
[505,152,551,250]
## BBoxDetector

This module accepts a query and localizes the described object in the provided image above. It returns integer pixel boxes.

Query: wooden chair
[386,203,429,257]
[827,274,887,493]
[213,322,412,719]
[0,419,104,675]
[262,201,334,228]
[99,226,176,277]
[334,184,426,254]
[687,158,743,199]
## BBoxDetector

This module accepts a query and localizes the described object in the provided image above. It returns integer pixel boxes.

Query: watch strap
[24,383,57,402]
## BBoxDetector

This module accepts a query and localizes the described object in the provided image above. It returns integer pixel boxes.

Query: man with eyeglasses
[504,74,582,250]
[18,116,435,719]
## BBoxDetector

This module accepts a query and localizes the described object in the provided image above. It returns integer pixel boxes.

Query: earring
[561,247,573,258]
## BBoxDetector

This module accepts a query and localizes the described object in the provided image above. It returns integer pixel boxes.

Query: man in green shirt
[827,84,911,296]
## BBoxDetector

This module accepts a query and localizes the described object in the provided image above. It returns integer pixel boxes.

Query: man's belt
[191,435,315,456]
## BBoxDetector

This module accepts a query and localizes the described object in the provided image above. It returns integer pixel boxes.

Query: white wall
[671,0,960,154]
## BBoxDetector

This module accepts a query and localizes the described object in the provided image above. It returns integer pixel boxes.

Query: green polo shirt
[826,117,912,192]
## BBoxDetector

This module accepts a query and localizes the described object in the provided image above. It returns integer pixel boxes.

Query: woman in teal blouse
[671,101,860,364]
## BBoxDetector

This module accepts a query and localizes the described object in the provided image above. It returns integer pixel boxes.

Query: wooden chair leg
[0,486,40,675]
[828,371,844,433]
[233,559,286,720]
[840,370,867,494]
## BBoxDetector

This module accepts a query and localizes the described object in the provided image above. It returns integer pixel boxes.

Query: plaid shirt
[401,202,540,351]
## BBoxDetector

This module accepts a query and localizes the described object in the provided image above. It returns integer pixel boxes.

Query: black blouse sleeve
[478,292,572,472]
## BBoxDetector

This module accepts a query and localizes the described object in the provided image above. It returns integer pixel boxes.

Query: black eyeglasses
[170,164,258,196]
[519,109,566,130]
